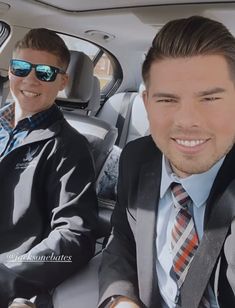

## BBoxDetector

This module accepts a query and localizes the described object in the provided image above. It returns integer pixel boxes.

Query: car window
[58,33,122,97]
[0,21,11,107]
[94,53,113,90]
[59,34,99,60]
[0,21,10,47]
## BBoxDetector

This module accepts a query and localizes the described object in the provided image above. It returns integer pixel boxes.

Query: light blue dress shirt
[156,156,225,308]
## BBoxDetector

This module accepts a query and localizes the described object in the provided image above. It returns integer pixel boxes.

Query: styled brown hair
[142,16,235,87]
[13,28,70,70]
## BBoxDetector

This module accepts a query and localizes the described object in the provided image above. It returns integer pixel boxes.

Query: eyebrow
[152,92,180,99]
[196,87,226,97]
[152,87,226,99]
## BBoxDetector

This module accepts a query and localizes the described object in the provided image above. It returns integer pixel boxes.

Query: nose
[174,100,201,129]
[22,68,39,84]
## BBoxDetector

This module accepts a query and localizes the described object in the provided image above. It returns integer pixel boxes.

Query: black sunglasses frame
[10,59,66,82]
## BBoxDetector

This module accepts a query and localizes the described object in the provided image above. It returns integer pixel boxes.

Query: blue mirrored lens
[36,65,57,81]
[10,60,31,77]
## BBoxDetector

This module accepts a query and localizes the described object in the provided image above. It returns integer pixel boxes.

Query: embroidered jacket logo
[23,147,39,162]
[16,146,39,169]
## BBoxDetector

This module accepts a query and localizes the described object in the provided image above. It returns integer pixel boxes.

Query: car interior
[1,0,235,306]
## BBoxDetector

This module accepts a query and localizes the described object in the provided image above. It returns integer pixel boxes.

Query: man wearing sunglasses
[0,28,97,307]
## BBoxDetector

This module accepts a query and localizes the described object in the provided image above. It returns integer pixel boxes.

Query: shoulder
[121,135,161,165]
[118,136,162,180]
[61,120,90,146]
[53,119,94,161]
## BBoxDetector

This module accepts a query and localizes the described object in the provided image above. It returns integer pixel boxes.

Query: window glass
[58,34,99,60]
[58,33,119,95]
[94,53,113,90]
[0,21,11,107]
[57,34,101,99]
[0,21,10,47]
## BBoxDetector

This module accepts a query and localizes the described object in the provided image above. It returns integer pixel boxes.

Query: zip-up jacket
[0,105,98,307]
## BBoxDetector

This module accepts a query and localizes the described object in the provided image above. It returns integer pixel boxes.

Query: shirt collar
[0,102,58,131]
[0,102,15,129]
[19,103,57,130]
[160,155,225,207]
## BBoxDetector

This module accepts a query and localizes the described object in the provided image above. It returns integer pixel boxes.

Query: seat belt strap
[115,92,134,145]
[181,179,235,307]
[118,93,137,148]
[115,92,137,147]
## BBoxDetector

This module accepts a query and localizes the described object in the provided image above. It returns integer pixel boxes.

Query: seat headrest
[65,50,94,102]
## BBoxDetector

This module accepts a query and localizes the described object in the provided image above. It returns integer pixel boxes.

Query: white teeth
[175,139,205,147]
[22,90,40,97]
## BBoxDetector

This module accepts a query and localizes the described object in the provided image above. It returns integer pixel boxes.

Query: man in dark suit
[99,16,235,308]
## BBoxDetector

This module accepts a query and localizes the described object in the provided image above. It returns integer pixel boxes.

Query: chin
[173,159,217,176]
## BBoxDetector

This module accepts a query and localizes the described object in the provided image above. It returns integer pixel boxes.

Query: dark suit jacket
[99,135,235,308]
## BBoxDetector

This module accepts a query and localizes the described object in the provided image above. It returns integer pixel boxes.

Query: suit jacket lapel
[135,157,162,307]
[181,179,235,308]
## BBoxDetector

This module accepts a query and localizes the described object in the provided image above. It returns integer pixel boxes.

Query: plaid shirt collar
[0,102,58,132]
[0,103,14,131]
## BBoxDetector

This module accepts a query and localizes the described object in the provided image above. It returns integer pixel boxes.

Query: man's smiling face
[143,55,235,178]
[9,48,68,117]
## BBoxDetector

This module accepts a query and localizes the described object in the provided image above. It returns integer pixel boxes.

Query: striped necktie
[170,183,210,307]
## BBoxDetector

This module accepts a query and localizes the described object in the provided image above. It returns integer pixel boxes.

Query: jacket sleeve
[98,146,143,307]
[224,217,235,293]
[0,133,98,306]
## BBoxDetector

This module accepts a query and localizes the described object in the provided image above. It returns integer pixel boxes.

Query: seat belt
[180,179,235,308]
[115,92,137,148]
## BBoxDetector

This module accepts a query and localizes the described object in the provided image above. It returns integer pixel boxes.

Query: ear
[59,73,68,91]
[8,67,13,80]
[142,90,149,109]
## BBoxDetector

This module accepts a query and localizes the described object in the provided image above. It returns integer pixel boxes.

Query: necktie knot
[171,182,191,209]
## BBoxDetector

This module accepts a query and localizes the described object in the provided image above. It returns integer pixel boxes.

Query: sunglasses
[10,59,66,82]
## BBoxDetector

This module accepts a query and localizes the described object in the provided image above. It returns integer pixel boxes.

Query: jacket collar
[22,119,63,145]
[205,144,235,222]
